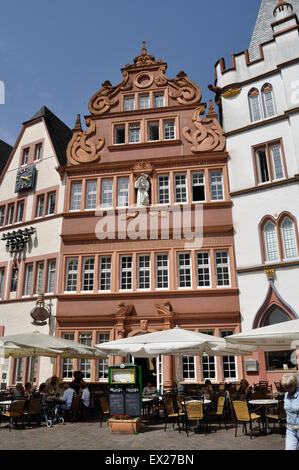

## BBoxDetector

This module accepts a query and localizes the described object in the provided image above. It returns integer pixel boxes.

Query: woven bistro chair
[99,396,110,427]
[184,400,208,436]
[208,396,227,430]
[23,397,41,427]
[2,400,25,431]
[63,395,81,422]
[163,397,185,433]
[232,401,261,439]
[266,399,286,437]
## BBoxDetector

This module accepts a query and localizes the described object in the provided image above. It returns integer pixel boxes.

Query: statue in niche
[135,173,150,206]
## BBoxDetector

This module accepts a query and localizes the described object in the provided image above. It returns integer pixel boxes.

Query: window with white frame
[192,172,205,202]
[70,182,82,211]
[34,144,42,161]
[82,257,94,291]
[47,192,56,215]
[16,201,24,222]
[27,357,38,384]
[178,252,192,288]
[124,96,135,111]
[120,255,133,290]
[220,330,237,380]
[35,261,44,294]
[85,181,97,210]
[62,333,74,379]
[101,179,113,208]
[46,260,56,293]
[156,254,169,289]
[196,252,211,287]
[22,148,29,165]
[129,123,140,143]
[79,332,92,379]
[215,251,230,286]
[261,83,276,118]
[254,141,285,184]
[138,94,149,109]
[263,221,279,262]
[65,258,78,291]
[163,120,175,140]
[148,122,159,141]
[281,217,298,259]
[210,170,224,201]
[99,256,112,291]
[158,175,170,204]
[269,143,284,180]
[202,354,216,380]
[138,254,151,290]
[174,173,187,203]
[154,93,165,108]
[248,88,262,122]
[36,195,44,218]
[97,332,110,379]
[24,263,33,296]
[117,177,129,207]
[7,204,14,225]
[182,356,196,380]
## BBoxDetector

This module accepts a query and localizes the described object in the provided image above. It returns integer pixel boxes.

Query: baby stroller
[41,398,64,428]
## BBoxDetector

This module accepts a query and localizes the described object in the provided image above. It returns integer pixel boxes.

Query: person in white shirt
[81,381,90,408]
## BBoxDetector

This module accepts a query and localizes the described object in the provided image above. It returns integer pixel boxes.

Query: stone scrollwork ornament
[183,104,226,152]
[155,67,202,105]
[88,70,132,115]
[67,115,105,165]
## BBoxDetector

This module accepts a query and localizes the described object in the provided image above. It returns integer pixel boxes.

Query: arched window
[261,83,276,118]
[262,306,291,326]
[248,88,262,122]
[280,217,298,259]
[263,221,279,262]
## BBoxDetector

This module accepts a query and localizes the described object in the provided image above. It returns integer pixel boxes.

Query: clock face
[15,165,36,192]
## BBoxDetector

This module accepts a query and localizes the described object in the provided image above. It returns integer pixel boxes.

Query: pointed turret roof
[249,0,299,61]
[23,106,72,167]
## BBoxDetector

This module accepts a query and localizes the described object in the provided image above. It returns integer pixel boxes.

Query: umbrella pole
[29,352,36,387]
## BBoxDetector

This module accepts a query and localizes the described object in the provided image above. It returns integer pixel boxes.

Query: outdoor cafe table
[248,399,278,434]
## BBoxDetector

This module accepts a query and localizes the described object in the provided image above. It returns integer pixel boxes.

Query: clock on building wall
[15,165,36,192]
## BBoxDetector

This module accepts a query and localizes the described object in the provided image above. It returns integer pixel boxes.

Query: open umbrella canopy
[95,326,255,357]
[224,319,299,352]
[0,330,106,359]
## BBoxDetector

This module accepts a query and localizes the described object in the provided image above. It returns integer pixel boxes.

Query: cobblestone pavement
[0,416,285,451]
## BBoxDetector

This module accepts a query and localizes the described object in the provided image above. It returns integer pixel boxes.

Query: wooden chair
[99,396,110,427]
[23,397,41,427]
[274,381,285,394]
[184,401,208,436]
[163,397,185,433]
[63,395,81,422]
[266,400,286,437]
[2,400,25,431]
[209,396,227,430]
[232,401,261,439]
[252,390,265,400]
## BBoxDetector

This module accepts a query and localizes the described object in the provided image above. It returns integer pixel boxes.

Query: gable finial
[142,41,147,55]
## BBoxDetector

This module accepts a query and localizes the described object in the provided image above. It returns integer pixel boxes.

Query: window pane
[101,179,113,208]
[120,256,132,290]
[17,201,24,222]
[182,356,195,380]
[98,332,110,379]
[47,260,56,293]
[0,268,5,299]
[154,93,164,108]
[8,204,14,225]
[196,252,210,287]
[114,125,125,144]
[62,333,75,379]
[202,354,216,380]
[264,222,279,261]
[70,182,82,211]
[138,94,149,109]
[249,90,262,122]
[79,333,92,379]
[124,96,135,111]
[215,251,230,286]
[129,124,140,143]
[210,171,224,200]
[281,218,297,259]
[270,144,284,180]
[99,256,111,291]
[0,207,5,227]
[256,149,270,183]
[24,264,33,296]
[35,144,42,161]
[156,254,168,289]
[174,174,187,203]
[66,258,78,291]
[164,120,175,140]
[262,84,276,118]
[178,253,192,288]
[85,181,97,210]
[117,177,129,207]
[192,172,205,202]
[35,262,44,294]
[47,192,56,215]
[158,175,170,204]
[148,122,159,141]
[82,257,94,291]
[138,254,151,289]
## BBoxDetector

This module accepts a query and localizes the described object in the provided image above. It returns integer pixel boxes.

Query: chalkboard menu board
[109,389,125,415]
[124,391,141,417]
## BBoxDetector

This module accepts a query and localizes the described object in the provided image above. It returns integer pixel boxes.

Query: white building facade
[214,0,299,384]
[0,107,71,388]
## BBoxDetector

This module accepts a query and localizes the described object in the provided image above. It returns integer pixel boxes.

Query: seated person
[24,382,32,400]
[72,371,84,395]
[54,383,75,418]
[236,379,252,400]
[12,383,25,400]
[143,381,157,396]
[46,376,64,399]
[201,379,213,400]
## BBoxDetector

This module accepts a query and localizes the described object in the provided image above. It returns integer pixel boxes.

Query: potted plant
[108,415,142,434]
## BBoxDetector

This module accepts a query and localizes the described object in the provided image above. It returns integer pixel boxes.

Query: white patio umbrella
[0,330,106,383]
[224,319,299,352]
[95,326,255,357]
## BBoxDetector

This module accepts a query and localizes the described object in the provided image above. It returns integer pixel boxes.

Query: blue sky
[0,0,262,145]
